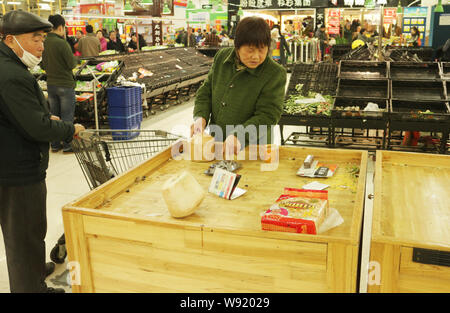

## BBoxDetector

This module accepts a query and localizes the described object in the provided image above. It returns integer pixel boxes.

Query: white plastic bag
[317,208,344,234]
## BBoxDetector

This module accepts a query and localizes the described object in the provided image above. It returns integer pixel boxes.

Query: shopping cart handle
[77,130,95,140]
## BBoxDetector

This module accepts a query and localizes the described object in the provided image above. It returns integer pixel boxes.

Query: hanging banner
[152,21,163,46]
[174,0,188,7]
[66,21,86,36]
[327,8,340,35]
[239,0,328,9]
[383,8,397,24]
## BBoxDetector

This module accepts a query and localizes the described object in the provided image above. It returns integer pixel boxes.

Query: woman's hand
[190,117,206,137]
[50,115,60,121]
[224,134,242,158]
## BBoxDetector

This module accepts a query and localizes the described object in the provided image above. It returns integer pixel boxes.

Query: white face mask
[13,36,42,69]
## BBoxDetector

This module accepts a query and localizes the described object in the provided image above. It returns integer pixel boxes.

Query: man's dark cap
[0,10,53,36]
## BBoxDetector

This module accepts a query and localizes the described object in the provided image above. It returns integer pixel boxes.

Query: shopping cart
[49,129,182,264]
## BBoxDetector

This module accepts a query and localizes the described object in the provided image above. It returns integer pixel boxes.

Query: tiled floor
[0,77,305,293]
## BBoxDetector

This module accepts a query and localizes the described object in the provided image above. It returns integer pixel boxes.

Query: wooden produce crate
[368,151,450,293]
[62,144,368,293]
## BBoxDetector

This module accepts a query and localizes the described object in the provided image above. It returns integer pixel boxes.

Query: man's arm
[0,76,74,143]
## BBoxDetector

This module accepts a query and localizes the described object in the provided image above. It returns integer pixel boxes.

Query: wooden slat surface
[75,146,367,243]
[373,151,450,249]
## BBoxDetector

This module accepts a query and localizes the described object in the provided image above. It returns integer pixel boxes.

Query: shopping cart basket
[50,129,182,264]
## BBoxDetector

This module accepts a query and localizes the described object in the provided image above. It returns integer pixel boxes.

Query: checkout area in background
[323,1,427,49]
[239,6,321,63]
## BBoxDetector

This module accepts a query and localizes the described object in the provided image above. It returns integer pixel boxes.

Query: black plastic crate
[337,79,389,99]
[390,100,449,122]
[338,61,388,80]
[391,80,446,101]
[442,63,450,80]
[332,97,389,120]
[401,47,434,62]
[390,62,441,81]
[331,44,351,61]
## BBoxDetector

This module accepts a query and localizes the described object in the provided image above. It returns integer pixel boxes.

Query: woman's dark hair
[96,30,103,35]
[360,28,366,34]
[411,26,420,36]
[234,17,271,49]
[85,25,93,33]
[48,14,65,30]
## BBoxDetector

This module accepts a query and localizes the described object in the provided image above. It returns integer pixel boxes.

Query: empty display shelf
[391,80,446,101]
[390,62,441,81]
[338,61,388,80]
[337,79,389,99]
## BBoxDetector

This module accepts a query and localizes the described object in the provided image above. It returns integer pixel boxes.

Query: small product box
[261,188,329,235]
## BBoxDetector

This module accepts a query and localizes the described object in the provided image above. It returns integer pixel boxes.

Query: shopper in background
[42,14,79,153]
[107,30,125,53]
[276,27,291,67]
[409,26,420,47]
[76,24,101,57]
[191,16,286,156]
[75,29,84,41]
[343,22,352,44]
[127,33,147,50]
[204,29,221,47]
[220,25,228,37]
[357,28,376,44]
[65,28,76,54]
[73,30,84,56]
[0,10,85,293]
[175,28,188,46]
[315,24,328,61]
[96,29,108,52]
[187,27,197,47]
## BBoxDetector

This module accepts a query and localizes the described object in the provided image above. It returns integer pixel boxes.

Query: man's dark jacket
[0,41,74,186]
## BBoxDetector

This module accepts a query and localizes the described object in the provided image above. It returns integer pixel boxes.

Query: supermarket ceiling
[0,1,120,16]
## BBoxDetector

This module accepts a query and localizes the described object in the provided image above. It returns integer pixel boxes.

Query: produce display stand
[62,145,368,293]
[389,62,441,81]
[35,61,123,127]
[281,60,450,154]
[335,46,435,62]
[367,150,450,292]
[279,62,338,147]
[90,47,212,113]
[332,61,390,150]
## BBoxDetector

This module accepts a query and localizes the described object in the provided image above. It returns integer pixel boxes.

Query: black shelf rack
[280,60,450,154]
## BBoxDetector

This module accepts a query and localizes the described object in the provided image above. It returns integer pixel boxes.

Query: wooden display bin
[62,144,367,293]
[368,151,450,293]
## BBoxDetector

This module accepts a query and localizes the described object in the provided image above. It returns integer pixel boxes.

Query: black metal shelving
[280,60,450,154]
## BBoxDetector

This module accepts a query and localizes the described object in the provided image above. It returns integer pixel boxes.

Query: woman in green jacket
[191,17,287,157]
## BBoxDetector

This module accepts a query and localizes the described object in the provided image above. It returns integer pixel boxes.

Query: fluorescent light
[39,3,51,9]
[42,0,55,2]
[7,1,22,4]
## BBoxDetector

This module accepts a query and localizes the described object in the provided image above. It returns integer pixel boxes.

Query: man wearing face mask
[0,10,85,293]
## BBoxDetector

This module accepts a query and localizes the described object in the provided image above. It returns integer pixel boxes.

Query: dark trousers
[0,181,47,293]
[47,85,75,151]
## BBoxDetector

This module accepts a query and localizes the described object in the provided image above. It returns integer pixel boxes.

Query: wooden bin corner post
[327,243,359,293]
[62,210,95,293]
[327,150,368,293]
[367,242,401,293]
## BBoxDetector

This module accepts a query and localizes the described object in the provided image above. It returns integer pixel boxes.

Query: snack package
[261,188,329,235]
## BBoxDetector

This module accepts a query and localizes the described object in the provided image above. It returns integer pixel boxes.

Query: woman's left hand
[224,134,242,158]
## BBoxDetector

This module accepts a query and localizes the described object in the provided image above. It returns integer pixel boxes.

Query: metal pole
[93,82,99,130]
[136,19,141,52]
[378,6,384,61]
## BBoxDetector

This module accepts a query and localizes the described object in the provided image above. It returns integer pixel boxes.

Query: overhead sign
[239,0,328,9]
[202,4,213,9]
